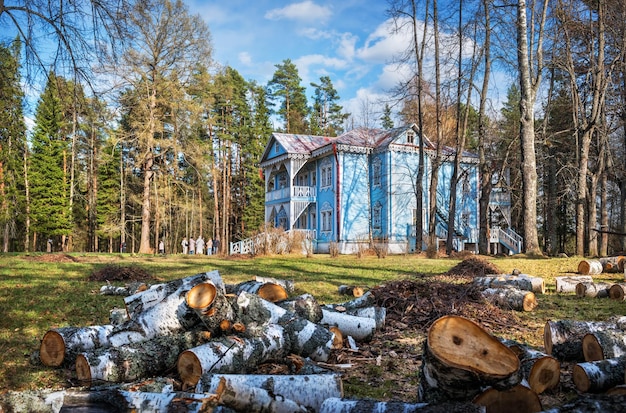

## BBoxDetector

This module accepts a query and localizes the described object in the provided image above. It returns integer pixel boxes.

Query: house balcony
[266,186,316,203]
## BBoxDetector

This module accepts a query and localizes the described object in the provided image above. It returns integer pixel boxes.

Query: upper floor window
[407,131,415,144]
[462,174,470,194]
[372,157,382,188]
[373,202,382,230]
[320,159,332,188]
[274,142,280,153]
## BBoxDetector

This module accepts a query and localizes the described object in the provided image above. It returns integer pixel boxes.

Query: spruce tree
[310,75,348,136]
[29,73,72,248]
[267,59,309,133]
[381,104,394,129]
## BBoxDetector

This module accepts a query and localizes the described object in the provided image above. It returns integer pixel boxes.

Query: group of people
[181,236,220,255]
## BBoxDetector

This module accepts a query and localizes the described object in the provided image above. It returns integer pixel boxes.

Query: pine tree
[29,73,72,248]
[310,75,348,136]
[97,137,122,252]
[0,38,27,252]
[267,59,309,133]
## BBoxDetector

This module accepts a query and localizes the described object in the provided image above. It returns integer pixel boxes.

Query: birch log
[276,293,323,323]
[39,325,114,367]
[504,341,560,394]
[555,276,594,294]
[582,329,626,361]
[255,276,295,294]
[227,280,288,302]
[177,324,287,386]
[418,315,520,403]
[320,397,474,413]
[185,281,236,335]
[124,270,224,319]
[539,394,626,412]
[481,287,538,312]
[320,308,377,342]
[338,285,365,297]
[578,259,603,275]
[544,319,626,361]
[599,256,625,273]
[473,385,542,413]
[99,281,148,296]
[75,330,211,383]
[325,290,376,311]
[572,356,626,393]
[214,376,307,413]
[343,306,387,330]
[235,291,333,361]
[196,373,343,413]
[473,276,533,292]
[575,282,611,299]
[608,284,626,301]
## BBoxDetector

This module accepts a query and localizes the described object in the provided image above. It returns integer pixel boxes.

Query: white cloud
[265,1,332,23]
[299,27,333,40]
[294,54,348,85]
[238,52,252,66]
[337,32,358,61]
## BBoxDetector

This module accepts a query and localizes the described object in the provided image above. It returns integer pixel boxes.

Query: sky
[187,0,422,127]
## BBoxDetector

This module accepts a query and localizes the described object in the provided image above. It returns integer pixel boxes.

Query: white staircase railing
[490,227,523,254]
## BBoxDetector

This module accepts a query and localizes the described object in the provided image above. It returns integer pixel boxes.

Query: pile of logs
[472,272,542,312]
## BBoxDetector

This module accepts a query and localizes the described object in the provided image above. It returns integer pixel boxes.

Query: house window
[277,207,288,230]
[372,157,382,188]
[278,174,287,189]
[373,202,382,230]
[321,202,332,233]
[274,142,280,153]
[462,175,470,194]
[407,131,415,144]
[320,159,332,188]
[312,170,317,187]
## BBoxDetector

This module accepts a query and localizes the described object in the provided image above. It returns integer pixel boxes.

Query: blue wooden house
[252,124,521,255]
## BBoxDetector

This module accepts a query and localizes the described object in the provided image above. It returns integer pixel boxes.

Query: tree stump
[418,315,520,403]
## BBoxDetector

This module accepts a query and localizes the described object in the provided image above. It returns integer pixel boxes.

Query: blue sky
[187,0,417,126]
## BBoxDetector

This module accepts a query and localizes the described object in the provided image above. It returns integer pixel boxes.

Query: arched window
[320,159,332,189]
[372,157,382,188]
[321,202,333,233]
[373,201,382,230]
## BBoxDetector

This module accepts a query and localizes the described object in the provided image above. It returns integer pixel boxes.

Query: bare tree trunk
[516,0,546,255]
[23,147,30,252]
[120,142,126,252]
[428,0,442,253]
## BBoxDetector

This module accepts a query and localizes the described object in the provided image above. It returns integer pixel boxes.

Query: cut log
[538,394,626,412]
[608,283,626,301]
[276,293,323,323]
[343,306,386,330]
[481,287,538,312]
[39,325,114,367]
[321,398,488,413]
[0,388,218,413]
[214,376,307,412]
[599,256,625,273]
[572,356,626,393]
[255,276,295,294]
[578,259,603,275]
[185,281,236,336]
[606,384,626,395]
[575,282,611,298]
[75,330,211,383]
[320,308,377,342]
[544,319,626,361]
[235,291,333,360]
[99,281,148,296]
[516,274,546,294]
[177,324,288,386]
[473,385,542,413]
[582,329,626,361]
[338,285,365,297]
[418,315,520,403]
[473,276,533,292]
[196,373,343,413]
[325,290,376,311]
[109,307,129,325]
[555,276,594,294]
[503,341,560,394]
[124,270,224,319]
[227,280,288,302]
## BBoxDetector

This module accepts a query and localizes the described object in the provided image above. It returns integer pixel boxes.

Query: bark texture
[573,356,626,393]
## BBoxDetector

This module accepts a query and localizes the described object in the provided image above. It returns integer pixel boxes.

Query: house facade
[254,124,519,255]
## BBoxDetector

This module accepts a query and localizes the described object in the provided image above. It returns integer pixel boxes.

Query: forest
[0,0,625,257]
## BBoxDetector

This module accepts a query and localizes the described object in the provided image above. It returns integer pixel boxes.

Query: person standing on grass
[181,237,188,254]
[206,237,213,255]
[158,240,165,255]
[213,237,220,255]
[189,237,196,255]
[196,235,204,255]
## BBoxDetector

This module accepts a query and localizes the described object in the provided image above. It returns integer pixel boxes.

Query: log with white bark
[473,276,533,292]
[235,291,334,360]
[177,324,288,386]
[124,270,224,319]
[578,259,603,275]
[473,385,542,413]
[418,315,520,403]
[343,306,386,330]
[481,287,538,312]
[539,394,626,413]
[582,329,626,361]
[325,290,376,311]
[503,341,560,394]
[338,285,365,297]
[196,373,343,413]
[214,376,307,412]
[599,256,625,273]
[555,275,594,294]
[544,319,626,361]
[39,325,114,367]
[276,293,323,323]
[0,388,218,413]
[226,280,288,302]
[99,281,148,296]
[185,281,236,335]
[320,308,377,342]
[255,276,295,294]
[575,282,611,298]
[109,307,129,325]
[572,356,626,393]
[75,330,212,383]
[319,398,489,413]
[608,283,626,301]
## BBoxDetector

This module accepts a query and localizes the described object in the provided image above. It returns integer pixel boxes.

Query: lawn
[0,251,623,395]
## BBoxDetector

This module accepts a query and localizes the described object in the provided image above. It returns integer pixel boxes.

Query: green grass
[0,252,623,393]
